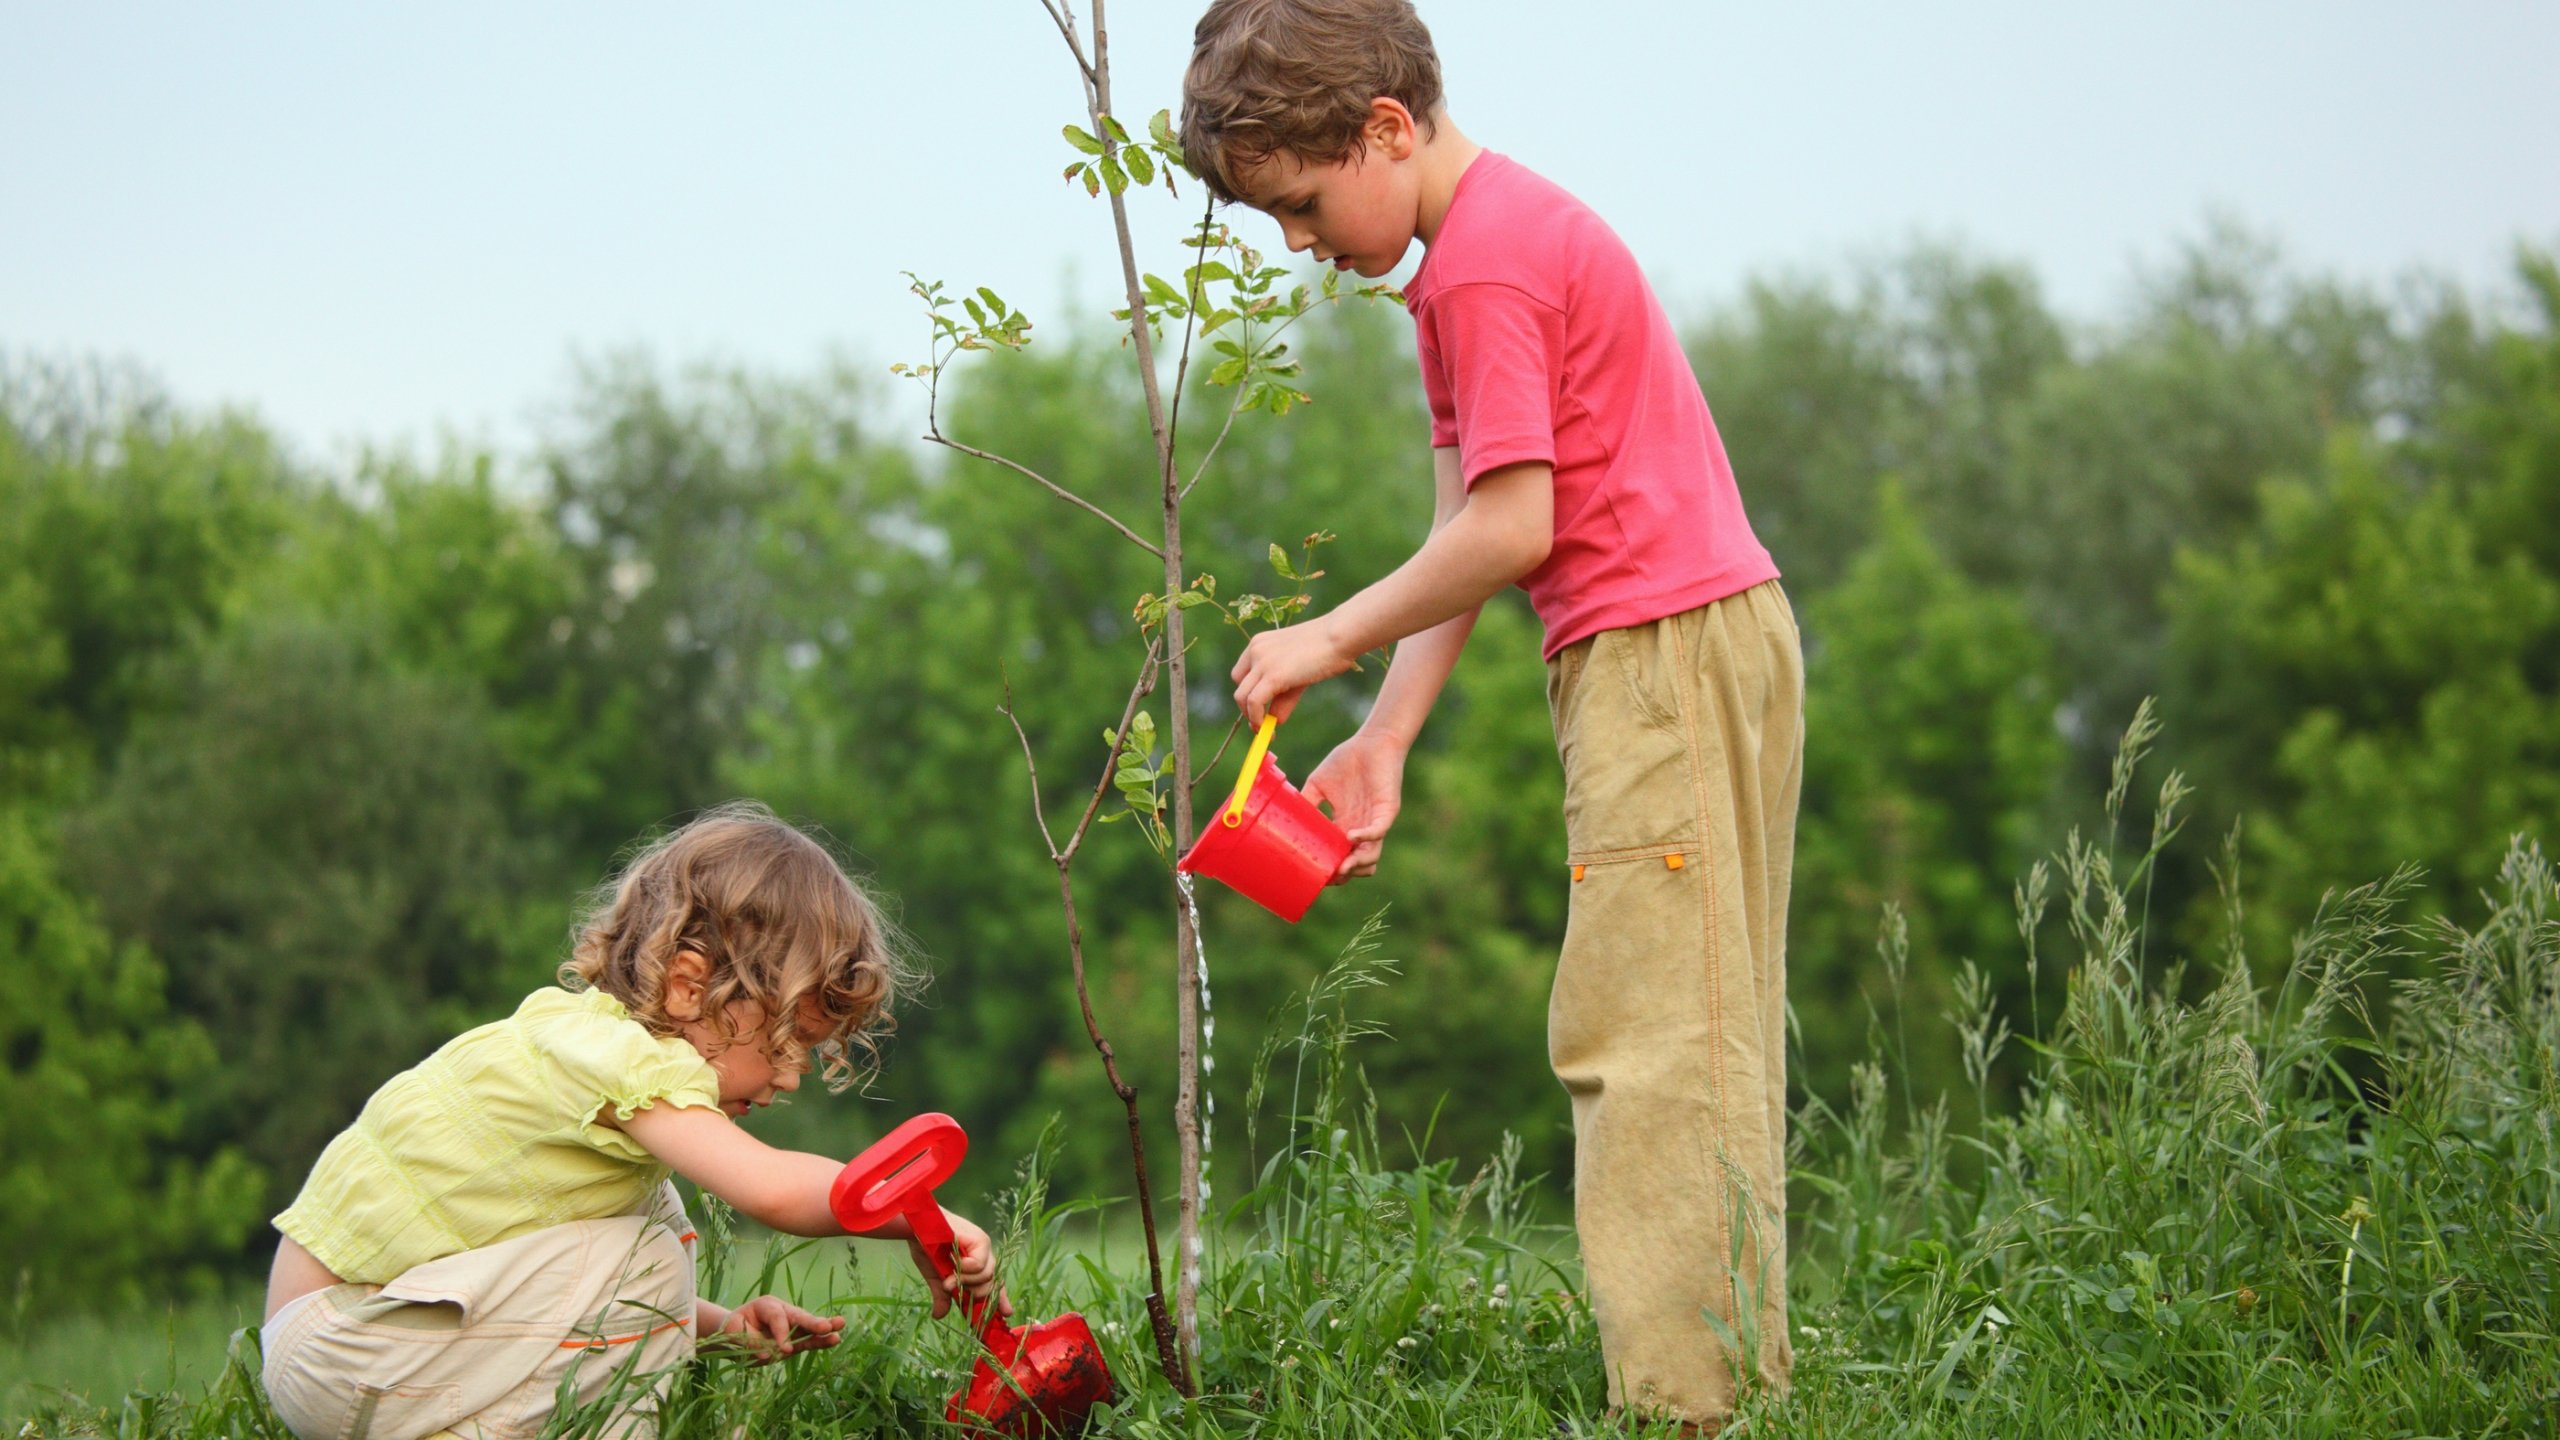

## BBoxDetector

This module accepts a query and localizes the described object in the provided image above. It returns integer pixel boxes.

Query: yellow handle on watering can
[1221,715,1281,828]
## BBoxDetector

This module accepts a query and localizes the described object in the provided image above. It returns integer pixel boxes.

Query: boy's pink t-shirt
[1407,151,1777,659]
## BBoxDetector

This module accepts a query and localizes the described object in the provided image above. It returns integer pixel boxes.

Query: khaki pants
[1546,582,1802,1426]
[262,1183,699,1440]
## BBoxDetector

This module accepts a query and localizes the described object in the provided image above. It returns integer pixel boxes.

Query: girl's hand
[1231,617,1356,727]
[709,1296,845,1365]
[909,1207,1013,1321]
[1302,731,1410,880]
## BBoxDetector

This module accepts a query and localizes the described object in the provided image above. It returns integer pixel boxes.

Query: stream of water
[1178,871,1214,1210]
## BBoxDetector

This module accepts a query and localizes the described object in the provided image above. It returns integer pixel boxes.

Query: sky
[5,1,2557,464]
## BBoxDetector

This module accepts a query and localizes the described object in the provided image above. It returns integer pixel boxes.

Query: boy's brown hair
[560,801,913,1092]
[1180,0,1442,205]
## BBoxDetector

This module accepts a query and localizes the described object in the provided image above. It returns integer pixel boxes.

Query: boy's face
[1232,102,1423,279]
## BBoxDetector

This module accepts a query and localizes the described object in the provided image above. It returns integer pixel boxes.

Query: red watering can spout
[831,1114,1116,1437]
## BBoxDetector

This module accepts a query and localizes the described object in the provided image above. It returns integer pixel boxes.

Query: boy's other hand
[1303,732,1408,880]
[712,1296,845,1364]
[909,1207,1014,1322]
[1232,616,1355,726]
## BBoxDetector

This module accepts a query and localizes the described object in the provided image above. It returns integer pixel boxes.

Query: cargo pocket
[1549,623,1698,861]
[342,1381,463,1440]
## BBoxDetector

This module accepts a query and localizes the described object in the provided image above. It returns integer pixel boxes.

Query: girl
[260,802,1006,1439]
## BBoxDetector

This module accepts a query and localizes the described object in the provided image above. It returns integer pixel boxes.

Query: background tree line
[3,230,2554,1318]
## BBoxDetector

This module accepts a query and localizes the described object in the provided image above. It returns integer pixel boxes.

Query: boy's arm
[1231,453,1550,725]
[1354,446,1489,746]
[1288,448,1521,877]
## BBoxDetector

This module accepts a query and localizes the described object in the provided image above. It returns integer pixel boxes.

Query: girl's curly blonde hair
[560,801,913,1092]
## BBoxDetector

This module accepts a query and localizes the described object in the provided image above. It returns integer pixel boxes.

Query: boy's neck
[1412,112,1482,249]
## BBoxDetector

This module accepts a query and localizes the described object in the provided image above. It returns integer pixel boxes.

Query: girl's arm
[616,1102,843,1235]
[695,1294,846,1362]
[615,1102,1004,1310]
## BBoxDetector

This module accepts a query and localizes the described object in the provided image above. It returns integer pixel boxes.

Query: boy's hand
[1303,732,1408,880]
[908,1207,1013,1322]
[1231,616,1356,727]
[709,1296,845,1364]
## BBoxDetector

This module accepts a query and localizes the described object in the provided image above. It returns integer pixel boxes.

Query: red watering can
[1177,715,1353,923]
[831,1113,1115,1436]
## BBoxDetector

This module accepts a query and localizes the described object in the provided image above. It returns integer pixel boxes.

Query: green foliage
[0,366,290,799]
[0,808,263,1317]
[5,235,2559,1364]
[2166,291,2560,965]
[61,618,543,1212]
[1793,483,2067,1104]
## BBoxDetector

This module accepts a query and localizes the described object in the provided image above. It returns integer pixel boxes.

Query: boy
[1182,0,1801,1430]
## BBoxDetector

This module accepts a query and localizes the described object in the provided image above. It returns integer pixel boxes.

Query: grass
[10,718,2558,1437]
[1,1289,263,1419]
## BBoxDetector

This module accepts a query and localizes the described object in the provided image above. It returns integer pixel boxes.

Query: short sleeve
[1418,281,1562,486]
[533,991,723,1159]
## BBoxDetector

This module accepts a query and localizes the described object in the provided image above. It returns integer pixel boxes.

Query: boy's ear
[1365,97,1419,161]
[664,949,711,1022]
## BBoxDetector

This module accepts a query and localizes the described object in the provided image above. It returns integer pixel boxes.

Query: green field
[12,788,2557,1438]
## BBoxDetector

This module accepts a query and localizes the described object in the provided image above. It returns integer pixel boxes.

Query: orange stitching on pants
[1663,614,1729,1114]
[559,1316,689,1351]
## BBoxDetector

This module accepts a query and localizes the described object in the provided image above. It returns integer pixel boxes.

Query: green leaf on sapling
[1064,124,1106,155]
[1101,114,1131,144]
[1100,155,1127,194]
[1125,147,1155,186]
[1269,543,1300,581]
[1150,109,1177,147]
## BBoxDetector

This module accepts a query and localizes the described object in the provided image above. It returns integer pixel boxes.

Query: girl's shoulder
[505,986,718,1125]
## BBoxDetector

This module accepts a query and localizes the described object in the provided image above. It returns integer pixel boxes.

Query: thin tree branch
[1179,389,1252,502]
[1044,0,1201,1391]
[1191,712,1246,792]
[1039,0,1098,93]
[997,666,1063,859]
[1161,197,1214,498]
[997,649,1181,1391]
[925,432,1164,559]
[1066,643,1165,863]
[1182,304,1323,500]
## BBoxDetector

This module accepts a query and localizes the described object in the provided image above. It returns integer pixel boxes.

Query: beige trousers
[1546,582,1802,1425]
[261,1183,699,1440]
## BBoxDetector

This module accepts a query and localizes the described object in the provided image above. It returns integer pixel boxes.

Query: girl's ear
[664,949,711,1022]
